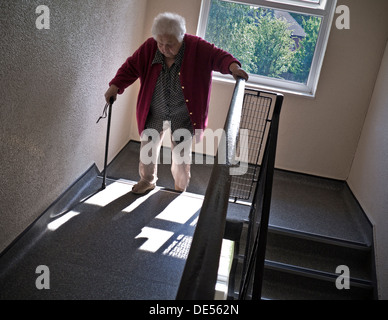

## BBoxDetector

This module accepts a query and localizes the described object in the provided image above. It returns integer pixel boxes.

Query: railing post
[251,94,283,299]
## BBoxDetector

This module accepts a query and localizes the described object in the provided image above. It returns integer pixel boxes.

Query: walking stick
[97,97,114,190]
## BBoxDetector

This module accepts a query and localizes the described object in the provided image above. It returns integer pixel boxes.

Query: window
[197,0,337,96]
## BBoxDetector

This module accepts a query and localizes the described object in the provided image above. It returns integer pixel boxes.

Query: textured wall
[0,0,147,252]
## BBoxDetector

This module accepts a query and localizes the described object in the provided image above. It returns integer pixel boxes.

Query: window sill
[212,73,316,99]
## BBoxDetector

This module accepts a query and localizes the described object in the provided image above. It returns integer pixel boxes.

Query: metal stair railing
[176,77,283,300]
[238,92,283,300]
[176,78,246,300]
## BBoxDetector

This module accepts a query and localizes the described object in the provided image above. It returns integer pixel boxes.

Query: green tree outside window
[205,0,322,84]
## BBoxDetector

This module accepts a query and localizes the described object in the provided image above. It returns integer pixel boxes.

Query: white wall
[348,41,388,300]
[272,0,388,179]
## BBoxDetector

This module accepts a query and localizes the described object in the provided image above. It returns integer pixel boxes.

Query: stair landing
[0,176,203,300]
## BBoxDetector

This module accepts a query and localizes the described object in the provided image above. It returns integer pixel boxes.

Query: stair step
[262,227,374,299]
[265,228,372,282]
[262,267,374,300]
[227,222,374,300]
[228,257,373,299]
[265,260,373,289]
[269,225,371,250]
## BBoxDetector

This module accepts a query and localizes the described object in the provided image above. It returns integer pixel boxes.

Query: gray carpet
[0,176,203,300]
[0,140,373,300]
[109,141,373,244]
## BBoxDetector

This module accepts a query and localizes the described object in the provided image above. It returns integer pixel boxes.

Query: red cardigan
[109,34,240,136]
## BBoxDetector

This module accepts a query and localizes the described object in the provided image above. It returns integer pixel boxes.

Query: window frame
[197,0,338,97]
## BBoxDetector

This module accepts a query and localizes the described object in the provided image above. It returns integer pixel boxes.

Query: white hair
[151,12,186,43]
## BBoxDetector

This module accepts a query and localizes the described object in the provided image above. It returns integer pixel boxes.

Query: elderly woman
[105,12,248,195]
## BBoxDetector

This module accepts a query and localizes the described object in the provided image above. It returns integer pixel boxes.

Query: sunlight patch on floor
[47,210,80,231]
[155,195,203,224]
[122,188,159,214]
[84,182,132,207]
[135,227,174,253]
[162,234,193,259]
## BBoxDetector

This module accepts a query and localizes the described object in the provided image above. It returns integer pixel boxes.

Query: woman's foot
[132,180,156,195]
[174,184,186,192]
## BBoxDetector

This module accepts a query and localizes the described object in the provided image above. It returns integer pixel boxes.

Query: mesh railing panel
[229,91,273,200]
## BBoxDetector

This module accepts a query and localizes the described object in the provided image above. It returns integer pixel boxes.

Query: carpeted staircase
[106,141,377,300]
[225,169,376,300]
[0,141,376,300]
